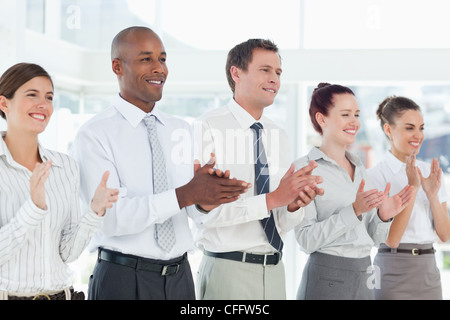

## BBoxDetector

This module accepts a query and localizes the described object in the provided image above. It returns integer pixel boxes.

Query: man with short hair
[193,39,323,299]
[71,26,250,300]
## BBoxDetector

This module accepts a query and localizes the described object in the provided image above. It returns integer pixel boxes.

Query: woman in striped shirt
[0,63,119,300]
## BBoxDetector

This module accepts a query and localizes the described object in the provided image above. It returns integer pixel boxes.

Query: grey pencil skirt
[297,252,374,300]
[373,243,442,300]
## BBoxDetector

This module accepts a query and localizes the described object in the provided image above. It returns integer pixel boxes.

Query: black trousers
[88,249,195,300]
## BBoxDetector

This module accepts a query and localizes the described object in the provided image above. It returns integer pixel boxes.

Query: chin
[34,126,47,135]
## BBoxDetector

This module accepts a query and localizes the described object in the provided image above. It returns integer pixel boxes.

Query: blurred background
[1,0,450,299]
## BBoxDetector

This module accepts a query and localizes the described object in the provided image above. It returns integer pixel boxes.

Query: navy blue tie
[250,122,283,252]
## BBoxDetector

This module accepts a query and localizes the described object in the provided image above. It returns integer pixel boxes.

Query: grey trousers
[297,252,374,300]
[196,254,286,300]
[88,251,195,300]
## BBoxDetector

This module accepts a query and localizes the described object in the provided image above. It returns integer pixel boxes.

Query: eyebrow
[260,64,283,73]
[404,123,424,126]
[138,51,167,56]
[25,89,54,95]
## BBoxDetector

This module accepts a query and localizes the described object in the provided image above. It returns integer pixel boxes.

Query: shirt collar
[226,98,269,130]
[0,131,62,168]
[113,94,167,128]
[384,150,405,174]
[308,146,363,167]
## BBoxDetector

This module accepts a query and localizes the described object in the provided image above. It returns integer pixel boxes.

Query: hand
[90,171,119,216]
[204,154,231,179]
[418,157,442,198]
[287,185,321,212]
[378,183,414,221]
[30,161,52,210]
[267,161,323,211]
[177,154,251,210]
[405,151,420,189]
[352,179,384,216]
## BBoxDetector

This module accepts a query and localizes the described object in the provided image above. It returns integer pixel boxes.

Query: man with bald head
[70,26,250,300]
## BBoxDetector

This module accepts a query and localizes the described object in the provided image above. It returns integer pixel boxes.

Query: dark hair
[309,82,355,135]
[225,39,279,94]
[376,96,421,134]
[0,63,53,120]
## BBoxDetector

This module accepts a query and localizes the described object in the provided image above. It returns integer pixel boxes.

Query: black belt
[98,248,186,276]
[7,288,85,300]
[204,250,282,265]
[378,247,435,256]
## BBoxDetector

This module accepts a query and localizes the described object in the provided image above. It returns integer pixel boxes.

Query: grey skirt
[297,252,374,300]
[373,243,442,300]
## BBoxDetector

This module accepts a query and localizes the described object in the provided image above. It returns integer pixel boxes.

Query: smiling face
[384,109,424,161]
[112,29,168,113]
[318,93,361,146]
[232,48,282,118]
[0,76,54,135]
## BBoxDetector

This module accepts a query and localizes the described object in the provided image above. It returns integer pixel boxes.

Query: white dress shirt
[70,94,197,260]
[192,99,304,254]
[368,151,449,244]
[295,147,391,258]
[0,132,102,294]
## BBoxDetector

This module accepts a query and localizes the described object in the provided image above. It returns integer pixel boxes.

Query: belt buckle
[263,252,281,266]
[412,248,419,256]
[32,293,51,300]
[273,252,282,265]
[161,263,179,276]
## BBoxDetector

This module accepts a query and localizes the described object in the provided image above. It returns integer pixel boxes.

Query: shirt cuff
[17,198,47,228]
[83,206,105,227]
[375,209,393,223]
[252,194,271,219]
[150,189,182,222]
[195,204,210,214]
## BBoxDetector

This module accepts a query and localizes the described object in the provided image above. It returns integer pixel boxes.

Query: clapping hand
[405,151,421,189]
[418,157,442,198]
[378,182,414,222]
[352,179,384,217]
[90,171,119,216]
[30,160,52,210]
[285,161,324,212]
[180,153,250,212]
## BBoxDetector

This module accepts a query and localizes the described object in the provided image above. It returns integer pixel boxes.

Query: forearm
[0,199,46,266]
[60,208,103,263]
[385,192,417,248]
[429,195,450,242]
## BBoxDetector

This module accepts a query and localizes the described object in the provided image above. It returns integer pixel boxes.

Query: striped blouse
[0,132,103,294]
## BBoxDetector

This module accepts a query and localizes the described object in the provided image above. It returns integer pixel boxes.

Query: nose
[268,73,280,86]
[151,61,167,75]
[36,97,53,114]
[37,98,51,108]
[414,130,424,140]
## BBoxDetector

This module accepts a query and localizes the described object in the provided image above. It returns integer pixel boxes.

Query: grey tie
[144,115,175,252]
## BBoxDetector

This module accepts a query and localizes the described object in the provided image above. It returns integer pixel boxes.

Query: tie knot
[250,122,264,131]
[144,115,157,131]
